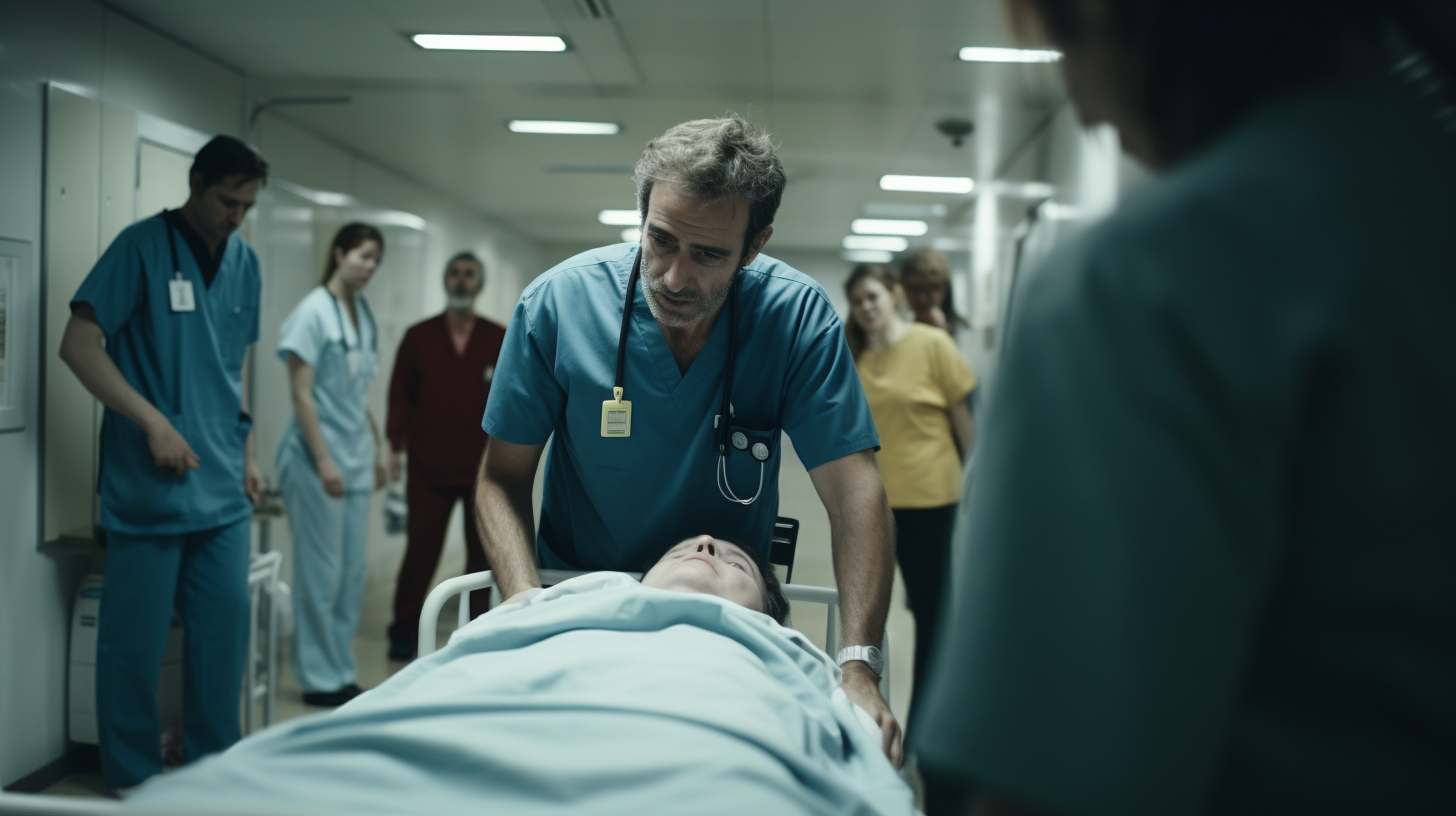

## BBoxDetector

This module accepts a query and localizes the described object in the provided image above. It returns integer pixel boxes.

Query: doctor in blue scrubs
[476,116,903,765]
[59,136,268,790]
[276,223,387,707]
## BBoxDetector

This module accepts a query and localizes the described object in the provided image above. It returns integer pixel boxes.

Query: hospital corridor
[2,1,1453,815]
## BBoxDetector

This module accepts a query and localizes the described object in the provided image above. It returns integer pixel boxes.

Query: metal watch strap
[836,645,884,677]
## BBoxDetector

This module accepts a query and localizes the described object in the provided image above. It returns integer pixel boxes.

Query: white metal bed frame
[419,568,890,700]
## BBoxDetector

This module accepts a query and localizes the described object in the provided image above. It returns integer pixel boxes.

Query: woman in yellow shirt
[846,263,976,730]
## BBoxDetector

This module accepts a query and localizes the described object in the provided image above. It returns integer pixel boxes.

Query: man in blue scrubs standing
[59,135,268,789]
[476,116,902,765]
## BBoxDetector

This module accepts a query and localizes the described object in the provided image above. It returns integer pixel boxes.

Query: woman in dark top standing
[912,2,1456,815]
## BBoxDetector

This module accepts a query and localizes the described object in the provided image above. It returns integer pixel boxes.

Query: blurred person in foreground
[843,264,974,738]
[385,252,507,660]
[911,1,1456,815]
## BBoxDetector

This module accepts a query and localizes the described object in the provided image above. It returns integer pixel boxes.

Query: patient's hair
[646,537,790,625]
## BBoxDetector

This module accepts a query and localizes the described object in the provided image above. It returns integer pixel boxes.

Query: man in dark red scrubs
[384,252,506,660]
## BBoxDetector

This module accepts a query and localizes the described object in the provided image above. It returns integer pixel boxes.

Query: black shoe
[299,687,347,708]
[388,640,416,662]
[302,687,354,707]
[342,683,365,701]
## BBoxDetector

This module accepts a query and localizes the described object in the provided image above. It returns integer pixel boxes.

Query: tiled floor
[33,435,921,801]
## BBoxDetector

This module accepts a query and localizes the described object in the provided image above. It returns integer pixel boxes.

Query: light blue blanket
[128,574,915,815]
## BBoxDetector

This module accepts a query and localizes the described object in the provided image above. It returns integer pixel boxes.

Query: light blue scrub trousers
[279,462,370,693]
[95,520,251,789]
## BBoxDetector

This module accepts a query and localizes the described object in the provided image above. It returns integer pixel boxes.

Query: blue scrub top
[483,243,879,571]
[275,286,378,492]
[72,213,261,535]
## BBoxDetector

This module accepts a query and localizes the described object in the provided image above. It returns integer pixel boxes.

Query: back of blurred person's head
[1005,0,1456,167]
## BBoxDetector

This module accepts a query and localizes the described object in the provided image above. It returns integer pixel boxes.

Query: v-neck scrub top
[483,244,879,571]
[72,212,261,534]
[276,286,379,492]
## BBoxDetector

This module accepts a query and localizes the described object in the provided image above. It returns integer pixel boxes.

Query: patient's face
[642,536,766,614]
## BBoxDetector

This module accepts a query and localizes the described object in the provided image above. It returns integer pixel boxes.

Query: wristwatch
[836,645,884,678]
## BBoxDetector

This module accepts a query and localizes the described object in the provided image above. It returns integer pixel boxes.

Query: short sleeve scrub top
[482,244,880,572]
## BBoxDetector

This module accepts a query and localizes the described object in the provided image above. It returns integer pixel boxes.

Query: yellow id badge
[601,387,632,437]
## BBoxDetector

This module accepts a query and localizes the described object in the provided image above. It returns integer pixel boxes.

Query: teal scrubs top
[483,244,879,571]
[275,286,379,492]
[73,213,260,535]
[912,81,1456,815]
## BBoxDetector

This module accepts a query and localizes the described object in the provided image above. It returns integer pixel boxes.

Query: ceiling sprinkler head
[935,118,975,148]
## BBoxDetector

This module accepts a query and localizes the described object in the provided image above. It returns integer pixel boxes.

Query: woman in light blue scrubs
[277,223,387,707]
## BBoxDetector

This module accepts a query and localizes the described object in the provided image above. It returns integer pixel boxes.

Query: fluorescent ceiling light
[880,175,975,195]
[959,46,1061,63]
[509,120,619,135]
[621,227,641,243]
[851,218,928,236]
[843,235,909,252]
[862,202,947,218]
[843,249,895,264]
[413,34,567,52]
[598,209,640,226]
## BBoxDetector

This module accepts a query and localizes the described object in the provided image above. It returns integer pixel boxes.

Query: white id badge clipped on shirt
[347,350,362,377]
[168,277,196,312]
[601,387,631,437]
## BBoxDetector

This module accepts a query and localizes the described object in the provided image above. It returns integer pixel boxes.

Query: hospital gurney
[419,568,891,700]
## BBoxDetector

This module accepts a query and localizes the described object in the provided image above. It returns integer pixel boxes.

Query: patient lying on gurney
[125,535,915,815]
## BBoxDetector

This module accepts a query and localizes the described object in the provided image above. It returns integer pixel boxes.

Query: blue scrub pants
[280,464,370,693]
[95,520,251,789]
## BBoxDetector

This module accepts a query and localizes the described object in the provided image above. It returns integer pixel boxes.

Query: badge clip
[601,386,632,437]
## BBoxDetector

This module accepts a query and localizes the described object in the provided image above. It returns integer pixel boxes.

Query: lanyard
[164,210,186,281]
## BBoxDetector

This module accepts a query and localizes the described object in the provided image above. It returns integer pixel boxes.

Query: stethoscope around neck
[325,284,376,377]
[615,249,775,505]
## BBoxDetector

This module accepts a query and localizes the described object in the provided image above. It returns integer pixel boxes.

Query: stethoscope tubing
[613,247,760,504]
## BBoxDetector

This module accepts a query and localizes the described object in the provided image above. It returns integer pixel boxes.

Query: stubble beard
[641,254,734,329]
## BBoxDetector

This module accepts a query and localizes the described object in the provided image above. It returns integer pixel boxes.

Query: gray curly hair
[632,115,787,258]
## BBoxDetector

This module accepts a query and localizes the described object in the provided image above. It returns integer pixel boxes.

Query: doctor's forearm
[474,469,540,598]
[59,313,167,432]
[831,488,895,648]
[290,392,333,467]
[810,451,896,648]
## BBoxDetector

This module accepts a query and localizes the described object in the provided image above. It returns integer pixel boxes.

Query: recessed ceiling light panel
[413,34,568,52]
[851,218,928,236]
[510,120,620,135]
[843,249,896,263]
[879,175,975,195]
[843,235,909,252]
[598,209,640,226]
[959,46,1061,63]
[621,228,642,242]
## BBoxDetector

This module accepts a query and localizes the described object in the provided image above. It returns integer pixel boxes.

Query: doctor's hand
[388,451,402,482]
[146,418,200,476]
[244,459,267,507]
[317,458,346,498]
[374,459,389,491]
[841,662,903,769]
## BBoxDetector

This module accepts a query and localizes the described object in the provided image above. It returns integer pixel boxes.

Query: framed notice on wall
[0,237,33,433]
